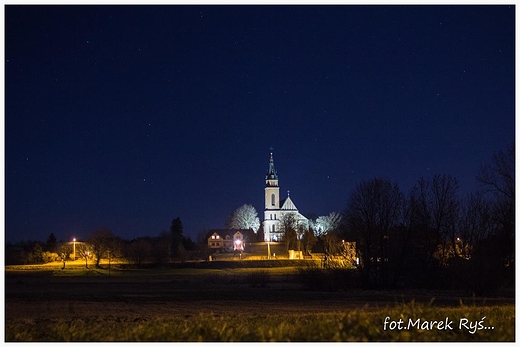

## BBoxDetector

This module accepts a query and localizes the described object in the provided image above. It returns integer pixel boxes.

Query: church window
[271,194,275,206]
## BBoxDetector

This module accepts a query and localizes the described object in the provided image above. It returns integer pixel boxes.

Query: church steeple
[266,150,278,181]
[265,149,280,211]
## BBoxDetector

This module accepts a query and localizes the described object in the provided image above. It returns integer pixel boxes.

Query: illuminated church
[263,151,308,241]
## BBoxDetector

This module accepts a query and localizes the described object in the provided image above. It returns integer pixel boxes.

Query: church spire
[266,148,278,180]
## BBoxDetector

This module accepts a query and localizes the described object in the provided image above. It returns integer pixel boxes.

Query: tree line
[5,217,205,268]
[339,142,514,294]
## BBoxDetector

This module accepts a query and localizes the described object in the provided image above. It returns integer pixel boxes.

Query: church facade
[263,151,308,241]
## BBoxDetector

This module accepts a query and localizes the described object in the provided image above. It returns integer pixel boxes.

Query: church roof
[280,196,298,211]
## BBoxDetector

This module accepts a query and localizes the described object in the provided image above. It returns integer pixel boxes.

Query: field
[5,260,515,342]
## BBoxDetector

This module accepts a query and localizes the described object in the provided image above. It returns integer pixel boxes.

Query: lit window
[211,235,215,239]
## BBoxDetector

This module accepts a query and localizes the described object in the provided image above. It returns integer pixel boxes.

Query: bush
[42,251,59,263]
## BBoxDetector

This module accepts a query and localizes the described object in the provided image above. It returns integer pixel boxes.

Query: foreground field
[5,262,515,342]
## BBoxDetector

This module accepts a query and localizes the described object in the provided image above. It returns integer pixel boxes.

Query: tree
[471,142,515,294]
[476,141,514,249]
[314,212,342,237]
[280,213,298,252]
[430,174,460,266]
[31,243,43,264]
[125,238,152,267]
[226,204,260,232]
[76,242,93,269]
[46,233,57,252]
[89,228,116,268]
[301,227,317,256]
[182,236,196,252]
[310,212,343,266]
[58,243,72,270]
[256,223,265,242]
[344,178,403,287]
[457,193,493,259]
[477,141,514,202]
[398,174,460,289]
[170,217,184,258]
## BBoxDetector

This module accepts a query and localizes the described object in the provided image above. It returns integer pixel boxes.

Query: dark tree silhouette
[170,217,184,258]
[344,178,403,287]
[280,213,298,252]
[46,233,57,252]
[471,142,515,294]
[125,238,152,267]
[89,228,115,268]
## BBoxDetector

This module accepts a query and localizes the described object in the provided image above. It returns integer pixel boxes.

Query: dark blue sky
[5,5,515,243]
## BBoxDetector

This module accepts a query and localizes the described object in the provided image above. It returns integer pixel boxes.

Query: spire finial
[287,190,290,197]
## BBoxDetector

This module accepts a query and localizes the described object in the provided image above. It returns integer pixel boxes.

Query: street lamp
[72,238,76,261]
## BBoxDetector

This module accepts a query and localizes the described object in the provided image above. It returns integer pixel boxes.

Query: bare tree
[75,242,93,269]
[89,228,115,268]
[125,238,152,267]
[457,193,493,259]
[408,175,459,267]
[226,204,260,232]
[470,142,515,294]
[344,178,403,286]
[477,141,515,243]
[430,174,460,265]
[58,243,72,270]
[477,141,514,201]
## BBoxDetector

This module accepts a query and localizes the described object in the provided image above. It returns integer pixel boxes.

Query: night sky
[5,5,515,244]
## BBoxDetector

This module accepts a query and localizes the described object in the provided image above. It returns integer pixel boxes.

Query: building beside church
[263,151,308,241]
[206,229,256,253]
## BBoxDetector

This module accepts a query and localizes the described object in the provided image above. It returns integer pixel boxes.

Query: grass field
[5,261,515,342]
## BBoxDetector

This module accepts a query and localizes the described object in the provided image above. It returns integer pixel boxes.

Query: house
[206,229,257,253]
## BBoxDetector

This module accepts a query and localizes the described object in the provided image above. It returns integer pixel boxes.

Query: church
[263,151,308,241]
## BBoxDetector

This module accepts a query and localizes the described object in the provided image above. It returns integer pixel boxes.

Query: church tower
[264,150,280,241]
[262,149,309,242]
